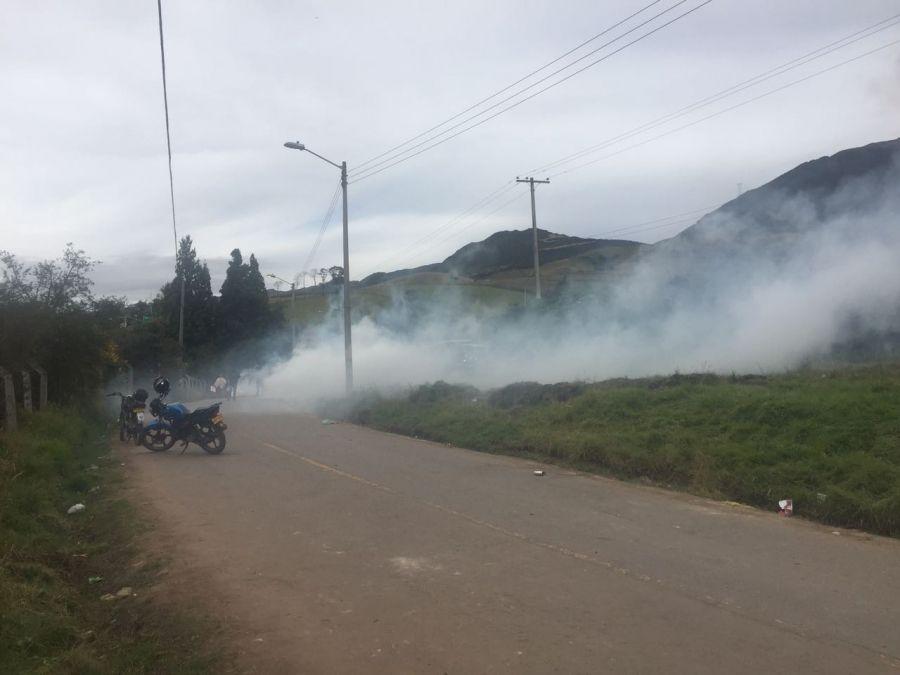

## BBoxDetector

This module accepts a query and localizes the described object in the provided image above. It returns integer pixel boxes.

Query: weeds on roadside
[0,407,218,673]
[328,364,900,536]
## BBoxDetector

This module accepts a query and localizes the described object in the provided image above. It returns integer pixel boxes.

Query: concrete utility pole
[284,141,353,394]
[516,177,550,300]
[340,161,353,394]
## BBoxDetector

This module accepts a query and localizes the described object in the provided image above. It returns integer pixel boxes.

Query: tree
[218,248,284,373]
[159,236,216,352]
[0,246,108,401]
[0,243,97,311]
[32,244,96,311]
[0,250,32,304]
[328,265,344,283]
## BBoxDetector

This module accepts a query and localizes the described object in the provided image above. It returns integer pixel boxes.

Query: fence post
[29,363,48,410]
[0,367,16,432]
[20,370,33,412]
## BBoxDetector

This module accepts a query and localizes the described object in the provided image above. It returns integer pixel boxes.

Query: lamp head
[284,141,306,151]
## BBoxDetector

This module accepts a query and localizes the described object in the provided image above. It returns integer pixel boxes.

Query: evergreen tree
[215,248,285,379]
[159,236,216,352]
[219,248,281,350]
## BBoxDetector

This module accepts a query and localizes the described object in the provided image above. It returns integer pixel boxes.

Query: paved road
[123,408,900,673]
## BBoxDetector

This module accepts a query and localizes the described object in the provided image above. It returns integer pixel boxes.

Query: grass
[330,365,900,536]
[0,407,218,673]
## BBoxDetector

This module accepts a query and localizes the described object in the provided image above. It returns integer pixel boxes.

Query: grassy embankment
[0,408,216,673]
[334,365,900,536]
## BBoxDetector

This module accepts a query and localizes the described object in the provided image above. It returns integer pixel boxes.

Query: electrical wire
[301,180,342,274]
[353,0,665,173]
[593,206,717,238]
[156,0,188,347]
[350,0,712,184]
[351,0,701,181]
[404,18,900,262]
[383,190,529,274]
[528,12,900,175]
[156,0,178,258]
[358,181,518,278]
[359,12,899,278]
[548,36,900,179]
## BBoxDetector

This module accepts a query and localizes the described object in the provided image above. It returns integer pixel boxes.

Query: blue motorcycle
[140,376,228,454]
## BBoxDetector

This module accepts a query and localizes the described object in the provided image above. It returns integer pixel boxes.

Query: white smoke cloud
[254,161,900,406]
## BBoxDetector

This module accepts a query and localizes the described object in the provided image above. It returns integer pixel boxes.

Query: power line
[353,0,665,173]
[156,0,185,347]
[351,0,702,181]
[350,0,712,184]
[597,215,703,240]
[410,20,900,259]
[548,36,900,179]
[529,12,900,175]
[359,11,899,280]
[301,180,342,274]
[358,182,517,278]
[156,0,177,257]
[364,27,900,279]
[386,190,529,272]
[593,205,717,238]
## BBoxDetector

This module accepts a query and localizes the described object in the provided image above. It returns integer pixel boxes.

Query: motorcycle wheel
[142,427,175,452]
[199,429,226,455]
[119,422,126,442]
[132,427,143,446]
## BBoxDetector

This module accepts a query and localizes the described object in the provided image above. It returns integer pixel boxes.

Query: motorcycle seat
[189,404,221,419]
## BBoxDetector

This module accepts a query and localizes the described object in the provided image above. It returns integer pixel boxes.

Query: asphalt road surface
[123,407,900,673]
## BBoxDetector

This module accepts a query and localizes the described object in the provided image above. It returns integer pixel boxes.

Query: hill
[360,231,646,289]
[277,137,900,331]
[669,137,900,255]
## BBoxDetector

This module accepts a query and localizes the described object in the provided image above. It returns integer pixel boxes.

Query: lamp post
[267,273,297,347]
[284,141,353,394]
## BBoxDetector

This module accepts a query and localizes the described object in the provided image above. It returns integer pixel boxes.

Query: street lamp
[284,141,352,394]
[267,273,297,347]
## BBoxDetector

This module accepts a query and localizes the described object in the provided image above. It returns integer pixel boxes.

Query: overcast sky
[2,0,899,300]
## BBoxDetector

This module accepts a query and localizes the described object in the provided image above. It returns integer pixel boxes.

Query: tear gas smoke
[254,157,900,406]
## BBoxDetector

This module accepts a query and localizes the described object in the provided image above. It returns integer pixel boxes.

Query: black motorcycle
[107,389,149,445]
[140,376,228,454]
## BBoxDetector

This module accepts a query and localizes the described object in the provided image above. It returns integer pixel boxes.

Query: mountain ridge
[345,137,900,294]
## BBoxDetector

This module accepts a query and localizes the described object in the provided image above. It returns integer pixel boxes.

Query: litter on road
[321,419,336,425]
[67,503,85,515]
[533,470,545,476]
[100,587,135,601]
[778,499,794,516]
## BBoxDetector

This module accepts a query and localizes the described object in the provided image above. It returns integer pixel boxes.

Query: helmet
[149,398,166,417]
[153,376,170,397]
[133,388,149,402]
